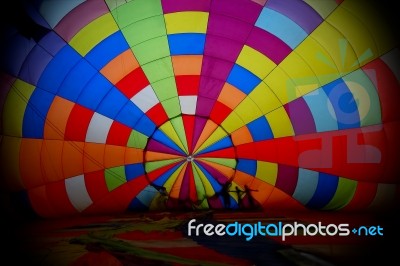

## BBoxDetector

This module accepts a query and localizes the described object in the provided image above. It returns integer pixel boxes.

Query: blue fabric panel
[227,64,261,94]
[247,116,273,141]
[168,33,205,55]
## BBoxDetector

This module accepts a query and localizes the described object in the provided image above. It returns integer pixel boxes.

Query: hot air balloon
[0,0,399,217]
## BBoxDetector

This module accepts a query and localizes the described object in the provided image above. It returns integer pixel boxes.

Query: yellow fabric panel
[197,127,228,153]
[221,111,245,134]
[162,163,185,195]
[165,12,209,34]
[303,0,338,18]
[0,136,23,190]
[159,121,187,153]
[278,51,321,97]
[69,13,119,56]
[256,161,278,186]
[340,1,397,55]
[247,82,282,115]
[236,45,276,79]
[2,79,35,137]
[327,7,377,66]
[196,159,235,179]
[233,97,263,124]
[192,163,215,197]
[264,66,299,105]
[265,107,294,138]
[310,22,359,75]
[292,35,341,86]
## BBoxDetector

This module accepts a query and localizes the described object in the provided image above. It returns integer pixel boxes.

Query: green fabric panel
[170,116,188,154]
[150,77,177,101]
[105,166,127,191]
[127,130,148,149]
[132,36,170,65]
[342,70,381,126]
[145,158,181,173]
[192,164,206,200]
[3,79,35,137]
[105,0,133,11]
[161,97,181,118]
[323,177,357,210]
[110,0,162,28]
[200,158,237,169]
[122,15,166,47]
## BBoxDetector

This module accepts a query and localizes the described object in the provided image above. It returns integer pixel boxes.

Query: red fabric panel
[146,103,169,126]
[209,101,231,124]
[116,68,149,98]
[65,104,94,141]
[106,121,132,145]
[176,75,200,95]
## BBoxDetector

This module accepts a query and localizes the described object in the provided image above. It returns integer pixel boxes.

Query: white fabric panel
[381,49,400,83]
[65,174,93,212]
[130,85,159,112]
[86,112,113,143]
[179,95,197,115]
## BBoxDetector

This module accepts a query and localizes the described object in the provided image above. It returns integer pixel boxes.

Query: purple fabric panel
[284,98,316,135]
[207,14,253,43]
[198,161,228,184]
[207,195,224,208]
[204,35,243,63]
[0,74,15,133]
[146,139,183,156]
[211,0,263,24]
[266,0,323,33]
[161,0,211,13]
[199,75,226,98]
[200,56,233,82]
[39,31,66,56]
[192,116,208,153]
[19,45,53,85]
[179,165,190,200]
[247,27,292,64]
[275,164,298,195]
[195,96,215,117]
[54,0,109,42]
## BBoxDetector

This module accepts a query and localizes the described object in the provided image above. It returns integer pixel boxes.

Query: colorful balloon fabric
[1,0,399,217]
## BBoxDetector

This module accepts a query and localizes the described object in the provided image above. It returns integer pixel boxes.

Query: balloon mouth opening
[186,155,195,162]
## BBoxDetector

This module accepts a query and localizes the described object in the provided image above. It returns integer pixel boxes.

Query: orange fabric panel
[125,147,144,164]
[197,159,234,178]
[233,171,274,204]
[193,120,218,152]
[231,126,253,146]
[100,49,139,84]
[170,164,187,198]
[28,185,55,217]
[217,83,246,110]
[62,141,84,178]
[171,55,203,75]
[83,143,105,173]
[44,96,75,140]
[262,187,307,212]
[20,138,44,188]
[41,140,64,182]
[0,136,23,190]
[104,145,126,168]
[145,151,181,162]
